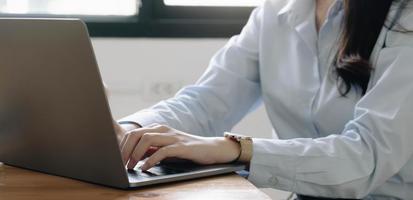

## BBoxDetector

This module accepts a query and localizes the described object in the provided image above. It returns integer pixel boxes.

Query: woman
[115,0,413,199]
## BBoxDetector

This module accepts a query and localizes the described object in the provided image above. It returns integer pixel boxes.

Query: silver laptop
[0,18,245,189]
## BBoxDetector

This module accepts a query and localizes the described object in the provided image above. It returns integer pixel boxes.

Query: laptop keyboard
[127,160,202,181]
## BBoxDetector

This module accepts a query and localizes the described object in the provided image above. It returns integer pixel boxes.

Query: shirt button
[268,176,278,186]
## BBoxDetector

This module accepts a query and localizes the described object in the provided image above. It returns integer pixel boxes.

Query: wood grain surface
[0,163,271,200]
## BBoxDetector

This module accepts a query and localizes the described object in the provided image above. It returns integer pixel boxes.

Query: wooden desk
[0,163,271,200]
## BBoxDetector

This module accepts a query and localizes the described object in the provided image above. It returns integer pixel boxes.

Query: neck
[316,0,335,32]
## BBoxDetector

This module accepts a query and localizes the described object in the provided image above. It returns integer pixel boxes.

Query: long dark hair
[335,0,408,95]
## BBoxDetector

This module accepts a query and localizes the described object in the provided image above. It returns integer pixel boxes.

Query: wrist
[213,137,241,164]
[224,137,242,162]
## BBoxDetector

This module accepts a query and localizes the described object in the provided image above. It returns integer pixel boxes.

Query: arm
[117,4,267,169]
[248,41,413,198]
[119,6,264,137]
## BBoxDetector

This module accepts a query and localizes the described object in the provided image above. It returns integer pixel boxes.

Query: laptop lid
[0,18,129,188]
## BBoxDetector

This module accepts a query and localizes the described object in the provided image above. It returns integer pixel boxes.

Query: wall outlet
[143,81,185,102]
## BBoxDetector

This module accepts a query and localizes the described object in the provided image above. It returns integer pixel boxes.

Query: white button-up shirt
[122,0,413,199]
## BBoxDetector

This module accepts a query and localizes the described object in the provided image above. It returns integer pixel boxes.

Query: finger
[141,145,183,171]
[120,127,161,165]
[119,132,129,150]
[119,134,130,164]
[120,134,137,165]
[126,133,176,169]
[143,146,160,158]
[112,121,126,145]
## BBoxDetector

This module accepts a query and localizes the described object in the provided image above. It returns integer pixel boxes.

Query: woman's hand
[120,124,241,171]
[113,121,141,145]
[113,120,127,144]
[106,84,140,145]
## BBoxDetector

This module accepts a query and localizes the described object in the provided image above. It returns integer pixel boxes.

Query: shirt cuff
[118,110,167,128]
[248,138,297,191]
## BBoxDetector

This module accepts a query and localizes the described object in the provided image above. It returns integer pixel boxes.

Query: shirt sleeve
[120,6,264,136]
[248,30,413,198]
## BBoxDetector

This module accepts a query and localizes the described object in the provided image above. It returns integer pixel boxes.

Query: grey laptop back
[0,18,130,188]
[0,18,245,189]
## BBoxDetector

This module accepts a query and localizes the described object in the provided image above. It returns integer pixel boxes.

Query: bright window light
[164,0,264,7]
[0,0,139,16]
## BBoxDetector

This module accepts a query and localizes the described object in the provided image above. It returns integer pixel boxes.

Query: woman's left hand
[120,124,241,171]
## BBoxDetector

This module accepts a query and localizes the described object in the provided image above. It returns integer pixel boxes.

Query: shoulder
[371,2,413,86]
[390,1,413,29]
[385,2,413,47]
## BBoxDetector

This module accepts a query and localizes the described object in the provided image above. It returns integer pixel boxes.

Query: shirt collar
[274,0,344,57]
[276,0,343,27]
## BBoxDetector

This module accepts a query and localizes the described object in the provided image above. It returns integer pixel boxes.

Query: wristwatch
[224,132,253,163]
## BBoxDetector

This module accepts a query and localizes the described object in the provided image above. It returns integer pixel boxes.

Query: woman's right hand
[113,121,141,145]
[104,83,139,144]
[119,124,241,170]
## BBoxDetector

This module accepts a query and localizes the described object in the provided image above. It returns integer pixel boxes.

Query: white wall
[92,38,273,138]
